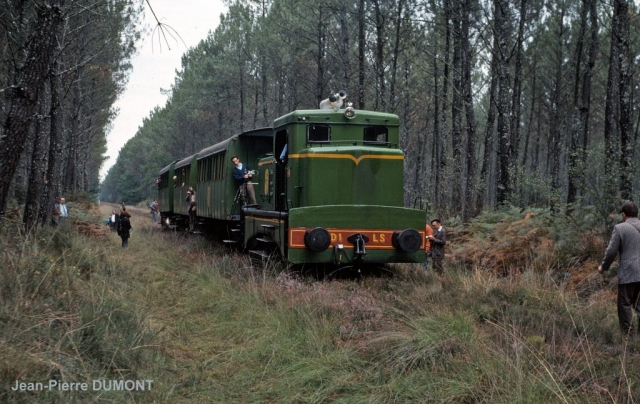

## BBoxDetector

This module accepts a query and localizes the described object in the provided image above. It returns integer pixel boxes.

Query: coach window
[307,124,330,143]
[198,159,205,182]
[218,152,225,179]
[364,126,388,144]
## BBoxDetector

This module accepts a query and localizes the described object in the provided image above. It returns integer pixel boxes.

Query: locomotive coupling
[347,233,369,259]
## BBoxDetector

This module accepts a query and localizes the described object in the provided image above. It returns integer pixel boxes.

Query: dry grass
[1,202,639,402]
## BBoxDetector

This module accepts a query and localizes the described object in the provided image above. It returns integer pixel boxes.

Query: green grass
[1,203,639,403]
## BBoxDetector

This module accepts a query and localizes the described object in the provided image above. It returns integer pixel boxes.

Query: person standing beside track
[186,187,197,232]
[427,219,447,275]
[118,208,132,248]
[423,221,434,270]
[598,202,640,336]
[150,199,159,224]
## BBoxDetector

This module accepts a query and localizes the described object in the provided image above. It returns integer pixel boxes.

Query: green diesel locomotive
[158,106,425,265]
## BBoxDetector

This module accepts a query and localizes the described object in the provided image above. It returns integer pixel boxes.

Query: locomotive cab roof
[273,109,399,129]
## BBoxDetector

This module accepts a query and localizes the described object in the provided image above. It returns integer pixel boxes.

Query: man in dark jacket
[231,155,257,205]
[118,211,132,248]
[427,219,447,274]
[599,202,640,335]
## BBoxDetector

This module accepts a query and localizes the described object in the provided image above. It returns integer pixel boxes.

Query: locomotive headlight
[304,227,331,252]
[392,229,422,253]
[344,106,356,119]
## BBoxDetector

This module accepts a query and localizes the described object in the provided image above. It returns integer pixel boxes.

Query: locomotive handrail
[241,208,288,219]
[305,140,398,148]
[413,197,424,211]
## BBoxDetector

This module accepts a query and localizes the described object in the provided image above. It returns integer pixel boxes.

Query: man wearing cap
[599,202,640,336]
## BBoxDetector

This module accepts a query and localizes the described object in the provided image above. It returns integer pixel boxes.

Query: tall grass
[1,204,639,402]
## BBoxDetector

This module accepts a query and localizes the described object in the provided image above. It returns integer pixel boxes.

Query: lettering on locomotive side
[330,232,386,243]
[290,229,424,250]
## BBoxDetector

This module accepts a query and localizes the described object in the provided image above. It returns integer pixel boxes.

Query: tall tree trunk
[616,0,633,201]
[339,2,350,92]
[373,0,386,111]
[402,60,414,206]
[438,0,451,208]
[509,0,526,204]
[510,0,526,166]
[65,79,81,195]
[451,0,463,212]
[262,63,268,127]
[253,84,259,129]
[462,0,477,220]
[567,0,598,206]
[521,52,537,175]
[388,0,405,110]
[495,0,512,206]
[0,1,63,216]
[548,5,566,208]
[432,42,441,207]
[315,4,325,104]
[41,65,64,226]
[567,0,588,206]
[357,0,365,109]
[604,0,621,209]
[23,96,50,232]
[476,20,500,214]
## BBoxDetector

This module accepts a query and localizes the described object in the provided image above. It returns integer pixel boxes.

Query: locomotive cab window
[307,124,330,143]
[364,126,388,144]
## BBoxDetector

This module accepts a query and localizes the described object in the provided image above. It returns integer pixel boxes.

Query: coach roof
[197,127,272,160]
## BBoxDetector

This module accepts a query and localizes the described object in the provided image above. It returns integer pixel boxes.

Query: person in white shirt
[58,198,68,217]
[52,197,69,226]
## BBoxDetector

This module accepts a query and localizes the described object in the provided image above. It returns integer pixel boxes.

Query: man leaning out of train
[231,156,257,206]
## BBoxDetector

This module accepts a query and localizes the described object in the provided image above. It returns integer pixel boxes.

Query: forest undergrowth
[1,201,638,403]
